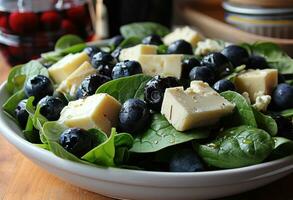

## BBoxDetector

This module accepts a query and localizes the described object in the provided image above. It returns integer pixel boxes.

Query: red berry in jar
[0,15,9,31]
[9,12,39,34]
[40,11,62,31]
[61,19,77,34]
[66,5,86,24]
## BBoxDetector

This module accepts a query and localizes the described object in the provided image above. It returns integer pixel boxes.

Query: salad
[2,22,293,172]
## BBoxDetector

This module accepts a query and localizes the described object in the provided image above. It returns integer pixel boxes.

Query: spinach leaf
[157,44,168,54]
[241,42,293,74]
[119,37,141,49]
[281,109,293,118]
[55,34,84,51]
[253,108,278,136]
[23,116,41,143]
[196,126,274,168]
[120,22,169,40]
[7,61,48,94]
[96,74,152,104]
[2,89,25,119]
[269,137,293,160]
[221,91,257,127]
[130,114,209,153]
[114,133,134,165]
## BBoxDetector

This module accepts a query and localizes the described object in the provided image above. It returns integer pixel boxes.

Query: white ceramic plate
[0,82,292,200]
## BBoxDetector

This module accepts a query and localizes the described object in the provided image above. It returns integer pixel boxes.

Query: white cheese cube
[163,26,202,47]
[57,61,96,96]
[161,81,235,131]
[48,52,90,84]
[59,94,121,135]
[195,39,225,56]
[119,44,157,61]
[253,95,271,112]
[235,69,278,102]
[137,54,183,79]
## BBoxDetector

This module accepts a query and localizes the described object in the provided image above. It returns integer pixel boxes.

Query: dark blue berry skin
[213,79,235,93]
[169,149,205,172]
[112,60,142,79]
[182,58,200,79]
[24,75,54,104]
[221,45,249,67]
[167,40,193,55]
[38,96,67,121]
[271,114,293,140]
[91,51,116,77]
[76,74,111,99]
[83,46,100,58]
[119,99,151,134]
[189,66,215,85]
[110,35,124,48]
[15,99,29,129]
[246,55,268,69]
[272,83,293,110]
[142,34,163,45]
[144,76,180,111]
[59,128,93,158]
[201,52,233,77]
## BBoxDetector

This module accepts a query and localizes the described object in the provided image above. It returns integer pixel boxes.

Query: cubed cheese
[136,54,183,79]
[195,39,225,56]
[57,61,96,96]
[48,52,90,84]
[161,81,235,131]
[235,69,278,102]
[119,44,158,61]
[163,26,202,47]
[58,94,121,135]
[253,95,271,112]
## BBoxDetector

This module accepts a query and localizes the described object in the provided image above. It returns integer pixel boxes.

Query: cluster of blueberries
[13,34,293,169]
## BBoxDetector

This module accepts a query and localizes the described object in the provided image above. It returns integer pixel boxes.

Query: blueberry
[167,40,193,55]
[213,79,235,93]
[112,60,142,79]
[272,83,293,110]
[144,76,180,111]
[38,96,67,121]
[15,99,29,129]
[24,75,54,104]
[169,149,205,172]
[119,99,151,134]
[76,74,111,99]
[142,34,163,45]
[110,35,124,48]
[59,128,94,157]
[83,46,101,58]
[91,51,116,77]
[189,66,215,85]
[221,45,249,67]
[246,55,268,69]
[201,52,233,77]
[181,58,200,79]
[271,114,293,140]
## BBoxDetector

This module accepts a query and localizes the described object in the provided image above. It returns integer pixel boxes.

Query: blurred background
[0,0,293,66]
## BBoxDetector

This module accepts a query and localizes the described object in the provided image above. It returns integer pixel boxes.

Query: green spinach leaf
[2,89,26,119]
[119,37,141,49]
[253,108,278,136]
[120,22,169,40]
[96,74,152,103]
[7,61,48,94]
[55,34,84,51]
[269,137,293,160]
[196,126,274,168]
[157,44,168,54]
[241,42,293,74]
[130,114,209,153]
[221,91,257,127]
[23,116,41,143]
[281,109,293,118]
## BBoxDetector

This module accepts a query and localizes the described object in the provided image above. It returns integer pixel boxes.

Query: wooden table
[0,54,292,200]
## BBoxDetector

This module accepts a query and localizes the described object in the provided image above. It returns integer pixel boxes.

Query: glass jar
[0,0,95,65]
[223,1,293,39]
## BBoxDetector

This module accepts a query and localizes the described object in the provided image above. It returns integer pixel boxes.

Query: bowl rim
[0,81,293,187]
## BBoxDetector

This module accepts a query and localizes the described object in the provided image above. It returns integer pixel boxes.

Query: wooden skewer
[181,6,293,55]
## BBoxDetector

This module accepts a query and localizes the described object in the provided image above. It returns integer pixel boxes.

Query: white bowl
[0,82,292,200]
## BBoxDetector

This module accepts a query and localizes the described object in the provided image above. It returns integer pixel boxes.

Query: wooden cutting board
[0,54,292,200]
